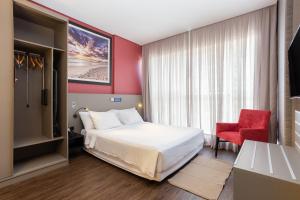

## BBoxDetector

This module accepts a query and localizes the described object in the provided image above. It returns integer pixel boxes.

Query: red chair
[215,109,271,157]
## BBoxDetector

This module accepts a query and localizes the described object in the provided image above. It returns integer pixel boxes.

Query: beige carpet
[168,156,232,200]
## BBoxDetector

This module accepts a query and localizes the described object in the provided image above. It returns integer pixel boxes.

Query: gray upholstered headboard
[68,93,143,133]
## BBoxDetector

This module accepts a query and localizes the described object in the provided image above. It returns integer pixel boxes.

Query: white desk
[233,140,300,200]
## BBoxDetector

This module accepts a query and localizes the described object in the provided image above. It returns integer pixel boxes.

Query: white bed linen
[84,146,201,181]
[84,122,204,178]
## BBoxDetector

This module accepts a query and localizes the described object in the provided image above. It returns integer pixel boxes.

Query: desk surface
[234,140,300,184]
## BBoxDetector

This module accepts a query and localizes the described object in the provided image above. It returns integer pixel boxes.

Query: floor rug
[168,156,232,200]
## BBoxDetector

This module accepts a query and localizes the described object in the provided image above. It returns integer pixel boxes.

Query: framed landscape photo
[67,22,112,85]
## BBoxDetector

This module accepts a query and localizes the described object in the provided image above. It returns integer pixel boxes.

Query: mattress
[83,122,204,181]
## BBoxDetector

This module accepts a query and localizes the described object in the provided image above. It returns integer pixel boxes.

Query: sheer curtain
[190,6,277,147]
[142,6,277,149]
[143,33,189,126]
[190,21,255,144]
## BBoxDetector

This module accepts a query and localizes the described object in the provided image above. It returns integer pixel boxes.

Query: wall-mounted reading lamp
[137,103,143,109]
[73,107,89,118]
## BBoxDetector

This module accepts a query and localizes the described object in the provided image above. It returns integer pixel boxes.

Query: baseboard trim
[0,161,68,189]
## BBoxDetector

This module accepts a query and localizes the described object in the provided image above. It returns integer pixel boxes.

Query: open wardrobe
[0,0,68,187]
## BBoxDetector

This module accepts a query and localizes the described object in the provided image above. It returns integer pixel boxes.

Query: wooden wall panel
[0,0,14,180]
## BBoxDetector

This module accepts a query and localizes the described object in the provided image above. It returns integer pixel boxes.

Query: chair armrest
[216,123,239,133]
[239,128,268,142]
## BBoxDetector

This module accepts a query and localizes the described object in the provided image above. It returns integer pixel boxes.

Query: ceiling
[33,0,277,45]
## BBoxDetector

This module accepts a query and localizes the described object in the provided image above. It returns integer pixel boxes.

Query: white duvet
[84,122,204,178]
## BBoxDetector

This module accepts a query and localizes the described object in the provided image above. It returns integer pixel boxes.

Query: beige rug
[168,156,232,200]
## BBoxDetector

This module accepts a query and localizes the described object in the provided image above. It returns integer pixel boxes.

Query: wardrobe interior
[12,0,68,177]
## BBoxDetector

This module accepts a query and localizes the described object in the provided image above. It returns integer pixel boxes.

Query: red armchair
[215,109,271,157]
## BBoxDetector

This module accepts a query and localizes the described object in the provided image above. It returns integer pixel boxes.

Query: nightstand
[69,130,84,157]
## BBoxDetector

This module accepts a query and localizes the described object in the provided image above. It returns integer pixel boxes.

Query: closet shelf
[14,153,67,177]
[53,47,65,52]
[14,38,65,52]
[14,136,64,149]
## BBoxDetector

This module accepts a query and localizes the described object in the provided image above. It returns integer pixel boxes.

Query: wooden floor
[0,148,236,200]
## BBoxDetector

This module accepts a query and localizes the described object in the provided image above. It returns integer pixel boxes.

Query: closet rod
[29,52,42,57]
[14,50,43,58]
[14,50,26,54]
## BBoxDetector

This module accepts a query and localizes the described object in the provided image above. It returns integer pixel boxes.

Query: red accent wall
[30,1,142,95]
[114,36,142,94]
[69,36,142,94]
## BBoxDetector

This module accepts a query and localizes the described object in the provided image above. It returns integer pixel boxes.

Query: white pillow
[79,112,94,130]
[89,111,122,130]
[109,108,143,125]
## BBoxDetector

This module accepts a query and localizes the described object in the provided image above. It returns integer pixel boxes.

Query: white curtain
[142,6,277,150]
[190,21,255,144]
[143,33,189,127]
[190,6,277,147]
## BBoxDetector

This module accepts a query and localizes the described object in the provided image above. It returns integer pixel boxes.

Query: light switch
[110,97,122,102]
[114,97,122,102]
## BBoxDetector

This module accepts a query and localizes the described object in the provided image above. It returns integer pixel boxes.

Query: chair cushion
[217,131,242,145]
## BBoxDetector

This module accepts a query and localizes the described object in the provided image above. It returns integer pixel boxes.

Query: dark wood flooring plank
[0,147,236,200]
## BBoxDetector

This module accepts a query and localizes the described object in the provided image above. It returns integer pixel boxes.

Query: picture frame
[67,22,112,85]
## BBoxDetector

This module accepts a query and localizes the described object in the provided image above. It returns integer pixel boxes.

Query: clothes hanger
[29,55,36,69]
[14,50,26,69]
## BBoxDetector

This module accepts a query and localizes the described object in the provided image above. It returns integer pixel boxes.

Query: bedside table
[69,131,84,157]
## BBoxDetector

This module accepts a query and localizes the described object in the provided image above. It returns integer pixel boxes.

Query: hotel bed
[82,122,204,181]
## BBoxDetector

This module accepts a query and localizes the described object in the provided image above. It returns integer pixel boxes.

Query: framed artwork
[67,22,112,85]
